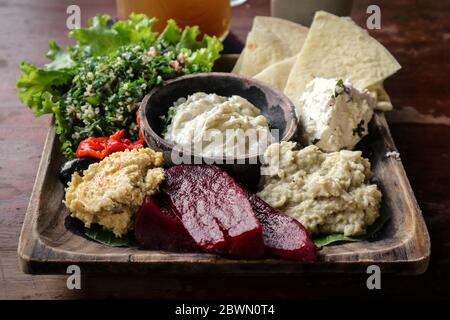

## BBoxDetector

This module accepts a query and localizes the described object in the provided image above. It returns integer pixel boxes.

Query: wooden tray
[17,55,430,275]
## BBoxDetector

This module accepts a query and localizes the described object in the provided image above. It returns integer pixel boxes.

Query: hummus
[64,148,165,237]
[163,92,273,157]
[258,142,381,236]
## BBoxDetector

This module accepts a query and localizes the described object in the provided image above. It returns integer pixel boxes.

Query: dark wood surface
[1,0,449,299]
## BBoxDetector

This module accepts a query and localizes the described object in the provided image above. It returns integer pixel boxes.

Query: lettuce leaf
[69,14,158,58]
[313,208,390,247]
[186,36,223,72]
[16,62,72,116]
[69,15,120,57]
[84,224,136,247]
[157,19,182,47]
[112,13,158,46]
[45,40,76,70]
[314,234,360,247]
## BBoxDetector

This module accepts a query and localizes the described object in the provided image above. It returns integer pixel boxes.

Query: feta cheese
[297,78,376,152]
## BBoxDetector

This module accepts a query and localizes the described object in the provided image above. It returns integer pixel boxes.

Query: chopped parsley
[334,79,345,97]
[334,78,351,99]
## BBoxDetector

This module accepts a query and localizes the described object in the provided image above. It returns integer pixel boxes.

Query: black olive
[59,157,97,186]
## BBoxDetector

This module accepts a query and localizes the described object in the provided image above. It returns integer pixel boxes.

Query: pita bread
[284,11,401,106]
[253,55,297,91]
[232,50,246,74]
[232,16,308,77]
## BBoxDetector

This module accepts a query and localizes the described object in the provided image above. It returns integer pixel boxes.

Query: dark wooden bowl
[139,72,297,188]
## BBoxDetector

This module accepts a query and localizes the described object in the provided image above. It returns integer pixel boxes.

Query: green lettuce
[16,62,72,116]
[84,224,136,247]
[69,14,158,57]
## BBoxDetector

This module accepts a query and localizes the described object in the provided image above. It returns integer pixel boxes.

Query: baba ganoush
[163,92,273,157]
[297,78,376,152]
[258,141,382,236]
[64,148,165,237]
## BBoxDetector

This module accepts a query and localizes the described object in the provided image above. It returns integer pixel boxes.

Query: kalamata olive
[59,157,97,186]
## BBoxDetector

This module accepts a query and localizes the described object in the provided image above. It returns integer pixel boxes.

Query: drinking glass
[116,0,231,39]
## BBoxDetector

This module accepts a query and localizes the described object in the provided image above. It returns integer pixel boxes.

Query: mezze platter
[18,53,430,275]
[17,11,430,275]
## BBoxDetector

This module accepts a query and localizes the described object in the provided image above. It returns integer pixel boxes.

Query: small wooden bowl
[140,72,297,188]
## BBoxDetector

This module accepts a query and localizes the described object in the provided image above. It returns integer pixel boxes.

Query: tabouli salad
[17,14,222,159]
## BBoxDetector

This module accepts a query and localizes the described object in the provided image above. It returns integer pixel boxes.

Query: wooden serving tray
[18,55,430,275]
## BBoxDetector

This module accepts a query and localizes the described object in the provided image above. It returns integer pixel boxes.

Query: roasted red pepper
[76,111,145,160]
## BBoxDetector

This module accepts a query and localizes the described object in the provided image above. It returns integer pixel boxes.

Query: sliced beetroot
[135,195,199,251]
[247,193,318,262]
[163,165,265,258]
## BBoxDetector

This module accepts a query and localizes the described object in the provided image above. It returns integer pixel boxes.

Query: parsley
[334,79,345,97]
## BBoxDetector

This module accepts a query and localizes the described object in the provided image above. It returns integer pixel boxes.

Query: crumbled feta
[297,78,376,151]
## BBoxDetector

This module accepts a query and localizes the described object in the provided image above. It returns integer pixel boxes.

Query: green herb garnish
[334,79,345,97]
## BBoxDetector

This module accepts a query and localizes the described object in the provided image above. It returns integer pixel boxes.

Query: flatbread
[253,55,297,91]
[232,50,246,74]
[284,11,401,106]
[232,16,308,77]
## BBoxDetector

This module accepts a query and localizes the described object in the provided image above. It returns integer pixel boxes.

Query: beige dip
[258,142,381,236]
[163,92,273,157]
[64,148,165,237]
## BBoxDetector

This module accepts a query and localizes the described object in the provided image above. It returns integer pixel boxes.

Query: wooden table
[0,0,449,299]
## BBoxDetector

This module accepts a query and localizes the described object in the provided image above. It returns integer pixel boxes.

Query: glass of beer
[116,0,231,39]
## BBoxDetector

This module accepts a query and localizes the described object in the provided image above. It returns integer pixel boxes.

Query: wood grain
[1,0,450,299]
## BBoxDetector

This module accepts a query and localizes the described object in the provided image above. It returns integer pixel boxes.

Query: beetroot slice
[135,195,199,251]
[163,165,265,258]
[247,193,318,262]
